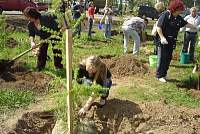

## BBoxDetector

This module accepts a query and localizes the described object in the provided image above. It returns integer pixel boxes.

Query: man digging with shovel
[23,7,67,71]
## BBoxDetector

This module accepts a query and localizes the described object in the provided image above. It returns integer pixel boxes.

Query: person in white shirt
[122,17,148,54]
[180,7,200,62]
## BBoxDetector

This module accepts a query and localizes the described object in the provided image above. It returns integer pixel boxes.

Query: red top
[88,7,94,18]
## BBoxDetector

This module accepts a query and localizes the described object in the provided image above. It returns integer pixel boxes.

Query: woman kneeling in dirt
[77,55,112,116]
[23,7,67,71]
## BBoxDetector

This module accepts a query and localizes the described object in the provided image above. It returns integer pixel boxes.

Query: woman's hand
[78,107,88,116]
[31,42,37,49]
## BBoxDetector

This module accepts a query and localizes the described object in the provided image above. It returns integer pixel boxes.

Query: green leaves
[0,90,36,113]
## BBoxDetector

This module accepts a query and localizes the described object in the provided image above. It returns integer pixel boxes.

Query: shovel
[1,43,41,70]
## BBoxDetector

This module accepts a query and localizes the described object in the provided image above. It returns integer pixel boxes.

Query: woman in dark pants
[23,7,66,71]
[77,55,112,116]
[156,0,198,83]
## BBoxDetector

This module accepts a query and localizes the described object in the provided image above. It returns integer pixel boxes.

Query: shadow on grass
[170,64,195,69]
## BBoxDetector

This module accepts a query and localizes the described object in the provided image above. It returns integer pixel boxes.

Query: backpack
[151,10,171,36]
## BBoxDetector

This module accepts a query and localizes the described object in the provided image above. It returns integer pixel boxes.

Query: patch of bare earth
[0,60,53,94]
[82,98,200,134]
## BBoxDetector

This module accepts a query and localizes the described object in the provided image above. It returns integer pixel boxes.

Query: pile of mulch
[101,55,149,77]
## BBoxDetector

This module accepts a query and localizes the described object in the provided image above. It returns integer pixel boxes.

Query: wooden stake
[106,0,110,6]
[66,29,73,134]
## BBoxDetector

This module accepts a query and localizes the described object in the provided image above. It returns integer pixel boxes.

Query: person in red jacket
[87,1,96,37]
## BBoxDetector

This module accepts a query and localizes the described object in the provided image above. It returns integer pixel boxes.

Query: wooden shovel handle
[8,43,40,64]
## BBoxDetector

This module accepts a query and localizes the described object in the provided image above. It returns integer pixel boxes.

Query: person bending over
[77,55,112,116]
[23,7,66,71]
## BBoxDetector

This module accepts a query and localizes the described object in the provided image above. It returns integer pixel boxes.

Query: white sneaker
[164,76,171,81]
[124,49,132,53]
[158,77,167,83]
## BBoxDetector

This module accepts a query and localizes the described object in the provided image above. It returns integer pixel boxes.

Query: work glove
[160,37,168,45]
[93,19,95,24]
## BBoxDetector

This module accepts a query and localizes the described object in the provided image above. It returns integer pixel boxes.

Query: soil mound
[0,60,53,94]
[101,55,149,77]
[8,111,55,134]
[83,99,200,134]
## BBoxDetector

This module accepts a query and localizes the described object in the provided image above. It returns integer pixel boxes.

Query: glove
[179,33,182,38]
[161,37,168,45]
[93,19,95,23]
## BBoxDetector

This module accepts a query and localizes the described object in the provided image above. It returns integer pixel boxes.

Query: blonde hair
[89,1,93,7]
[155,2,165,13]
[80,55,107,85]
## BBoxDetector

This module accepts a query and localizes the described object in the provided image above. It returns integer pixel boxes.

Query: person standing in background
[72,0,83,38]
[122,17,148,54]
[87,1,96,37]
[100,5,113,39]
[180,7,200,62]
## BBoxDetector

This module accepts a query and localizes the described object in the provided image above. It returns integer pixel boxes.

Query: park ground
[0,14,200,134]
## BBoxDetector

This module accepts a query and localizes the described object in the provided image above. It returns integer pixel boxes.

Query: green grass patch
[0,90,36,113]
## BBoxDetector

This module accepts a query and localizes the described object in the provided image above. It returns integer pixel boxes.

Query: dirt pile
[0,61,53,94]
[8,111,55,134]
[83,99,200,134]
[101,55,149,77]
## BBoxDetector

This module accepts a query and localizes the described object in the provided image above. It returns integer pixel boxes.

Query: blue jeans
[122,25,140,54]
[88,18,93,36]
[82,78,112,100]
[182,32,197,60]
[105,22,112,38]
[72,21,81,38]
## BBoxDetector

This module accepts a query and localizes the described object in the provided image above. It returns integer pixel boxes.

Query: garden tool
[1,43,42,70]
[1,37,52,70]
